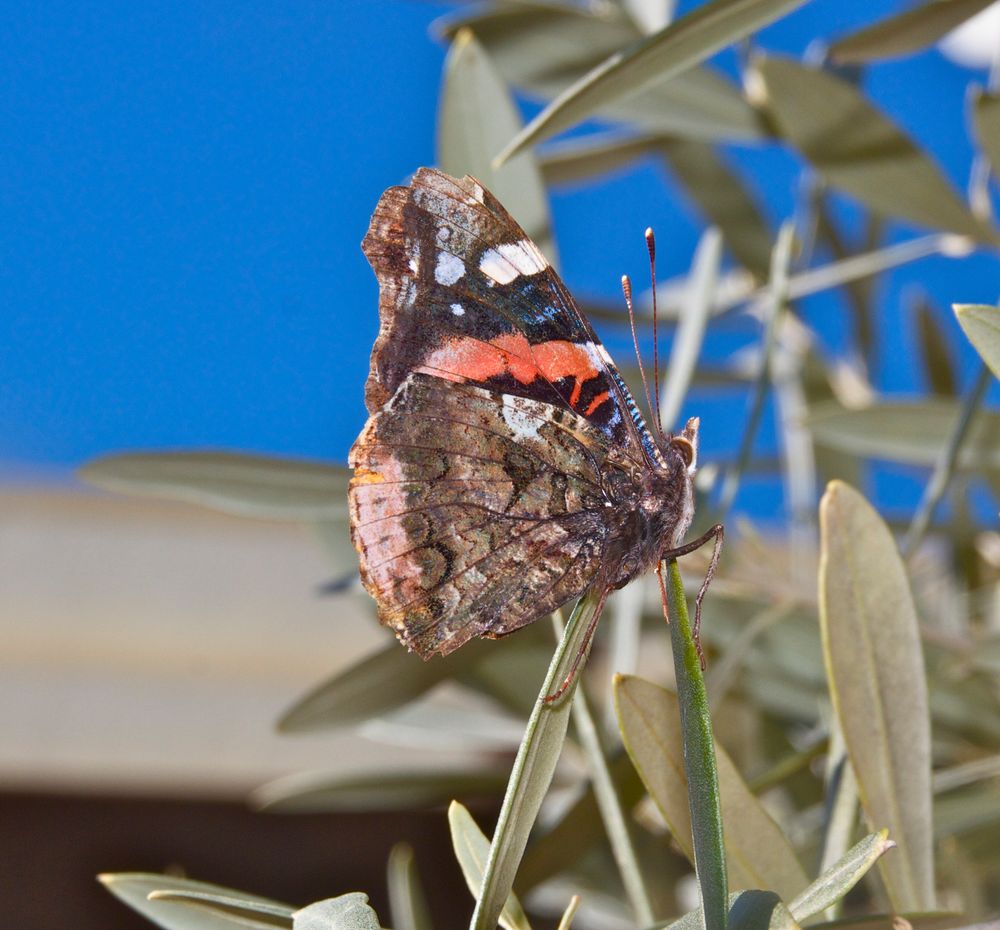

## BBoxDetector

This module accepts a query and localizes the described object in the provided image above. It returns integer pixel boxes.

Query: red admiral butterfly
[349,168,722,689]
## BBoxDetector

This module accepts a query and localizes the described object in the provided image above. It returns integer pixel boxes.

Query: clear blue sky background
[3,2,996,515]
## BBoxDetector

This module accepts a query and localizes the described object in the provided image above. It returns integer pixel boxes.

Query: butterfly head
[668,416,699,477]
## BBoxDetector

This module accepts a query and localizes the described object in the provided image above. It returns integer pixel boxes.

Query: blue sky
[2,1,995,514]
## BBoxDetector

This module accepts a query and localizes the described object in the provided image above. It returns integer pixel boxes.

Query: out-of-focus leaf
[813,193,881,364]
[829,0,997,63]
[438,29,554,260]
[449,802,533,930]
[146,892,295,930]
[517,750,647,891]
[787,832,894,921]
[974,90,1000,180]
[387,844,433,930]
[278,638,493,733]
[293,895,381,930]
[496,0,809,164]
[541,133,664,185]
[99,873,294,930]
[753,55,989,240]
[80,451,349,522]
[819,482,935,911]
[807,400,1000,472]
[934,782,1000,838]
[438,6,763,142]
[615,674,809,901]
[608,66,765,140]
[436,2,637,95]
[470,596,600,930]
[954,303,1000,378]
[253,769,507,813]
[913,295,957,395]
[802,914,968,930]
[662,139,773,279]
[659,227,723,431]
[624,0,673,33]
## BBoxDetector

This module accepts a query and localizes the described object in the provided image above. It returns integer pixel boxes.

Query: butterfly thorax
[599,439,695,591]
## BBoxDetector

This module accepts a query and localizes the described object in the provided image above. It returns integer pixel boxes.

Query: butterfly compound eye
[672,436,695,469]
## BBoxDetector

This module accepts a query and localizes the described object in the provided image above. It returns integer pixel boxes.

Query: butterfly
[349,168,722,694]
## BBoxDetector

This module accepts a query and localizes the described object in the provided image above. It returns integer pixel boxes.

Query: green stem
[571,678,655,925]
[664,561,727,930]
[470,592,601,930]
[902,362,991,558]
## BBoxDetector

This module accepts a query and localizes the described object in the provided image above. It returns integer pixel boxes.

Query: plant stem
[715,222,794,521]
[571,677,655,926]
[470,592,601,930]
[902,362,991,558]
[664,561,728,930]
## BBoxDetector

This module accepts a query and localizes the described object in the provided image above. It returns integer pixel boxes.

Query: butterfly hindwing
[348,373,614,657]
[362,168,662,467]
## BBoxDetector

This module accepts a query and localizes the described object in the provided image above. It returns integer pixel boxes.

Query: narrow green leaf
[802,914,967,930]
[787,832,894,921]
[555,895,581,930]
[829,0,997,63]
[955,303,1000,377]
[808,399,1000,472]
[571,670,654,925]
[435,2,638,97]
[753,55,989,240]
[517,749,647,890]
[541,133,665,185]
[662,140,773,280]
[495,0,810,165]
[607,67,765,141]
[438,6,763,142]
[449,802,533,930]
[901,363,992,556]
[815,724,859,922]
[663,558,727,930]
[99,873,294,930]
[146,893,295,930]
[438,29,555,260]
[278,639,494,733]
[79,451,349,522]
[387,844,433,930]
[615,674,809,902]
[293,895,381,930]
[818,482,935,911]
[973,90,1000,182]
[470,595,601,930]
[253,769,507,813]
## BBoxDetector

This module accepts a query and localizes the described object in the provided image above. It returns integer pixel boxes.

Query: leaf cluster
[86,1,1000,929]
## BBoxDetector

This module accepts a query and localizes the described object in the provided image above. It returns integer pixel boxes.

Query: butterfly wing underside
[349,373,611,657]
[351,168,658,656]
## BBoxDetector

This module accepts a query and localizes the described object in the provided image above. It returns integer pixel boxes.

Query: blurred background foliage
[80,0,1000,928]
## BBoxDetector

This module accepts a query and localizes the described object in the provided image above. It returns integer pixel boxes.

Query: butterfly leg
[659,523,725,670]
[543,587,611,705]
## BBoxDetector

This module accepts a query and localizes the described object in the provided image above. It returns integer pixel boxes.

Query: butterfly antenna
[646,228,664,439]
[622,273,657,436]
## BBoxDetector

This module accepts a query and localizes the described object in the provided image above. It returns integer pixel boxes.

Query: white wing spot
[450,303,465,316]
[479,239,549,285]
[502,395,542,443]
[435,251,465,286]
